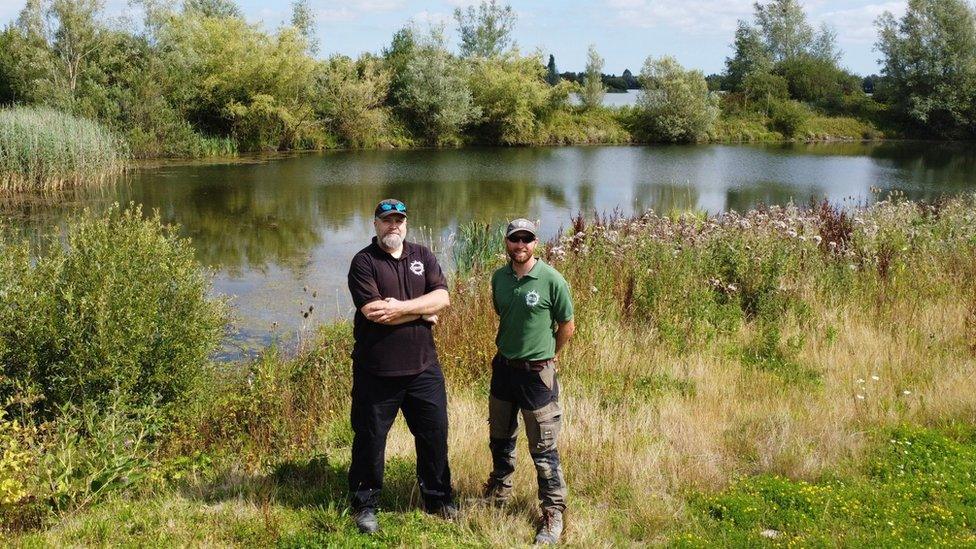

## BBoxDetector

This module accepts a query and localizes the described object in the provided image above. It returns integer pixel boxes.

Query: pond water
[4,141,975,357]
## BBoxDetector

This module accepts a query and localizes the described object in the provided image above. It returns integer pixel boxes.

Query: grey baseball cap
[374,198,407,219]
[505,218,537,238]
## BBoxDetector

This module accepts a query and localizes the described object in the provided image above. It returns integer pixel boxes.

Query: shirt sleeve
[348,253,382,310]
[490,270,501,315]
[550,275,574,323]
[424,248,449,293]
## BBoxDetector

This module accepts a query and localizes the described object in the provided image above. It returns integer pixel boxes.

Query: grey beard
[381,234,403,249]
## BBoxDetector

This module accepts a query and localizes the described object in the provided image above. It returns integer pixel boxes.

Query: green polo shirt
[491,258,574,361]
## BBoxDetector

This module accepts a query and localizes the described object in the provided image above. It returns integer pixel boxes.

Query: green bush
[768,99,811,138]
[632,56,719,143]
[0,205,226,418]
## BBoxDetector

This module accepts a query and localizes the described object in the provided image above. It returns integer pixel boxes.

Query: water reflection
[3,142,974,355]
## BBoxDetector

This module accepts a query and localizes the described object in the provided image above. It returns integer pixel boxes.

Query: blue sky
[0,0,907,76]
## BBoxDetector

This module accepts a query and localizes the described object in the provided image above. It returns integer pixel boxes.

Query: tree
[580,45,605,109]
[634,56,718,143]
[546,54,559,86]
[182,0,241,18]
[291,0,318,55]
[724,21,772,91]
[876,0,976,137]
[316,55,391,147]
[622,69,638,89]
[395,28,479,145]
[454,0,516,58]
[754,0,814,62]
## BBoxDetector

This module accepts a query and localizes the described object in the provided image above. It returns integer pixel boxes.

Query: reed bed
[0,107,128,193]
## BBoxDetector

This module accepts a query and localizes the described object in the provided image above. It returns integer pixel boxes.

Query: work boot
[353,507,379,534]
[428,501,459,521]
[534,508,563,545]
[482,476,512,507]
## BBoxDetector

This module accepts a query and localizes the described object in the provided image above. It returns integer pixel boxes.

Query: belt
[496,354,554,372]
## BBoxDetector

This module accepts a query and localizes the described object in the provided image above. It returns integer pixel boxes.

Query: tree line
[0,0,972,159]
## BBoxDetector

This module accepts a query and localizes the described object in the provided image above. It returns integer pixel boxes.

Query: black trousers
[348,363,453,511]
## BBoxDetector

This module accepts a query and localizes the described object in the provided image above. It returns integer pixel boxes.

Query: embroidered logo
[525,290,540,307]
[409,260,425,276]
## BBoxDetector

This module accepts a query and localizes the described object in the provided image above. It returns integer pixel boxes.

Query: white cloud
[411,10,453,28]
[603,0,754,35]
[818,2,906,43]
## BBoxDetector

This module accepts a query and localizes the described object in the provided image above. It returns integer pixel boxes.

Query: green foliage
[393,30,478,146]
[34,393,163,514]
[689,427,976,546]
[454,0,516,58]
[159,13,317,151]
[876,0,976,138]
[633,56,719,143]
[775,53,860,104]
[0,106,127,192]
[742,71,789,107]
[452,222,505,276]
[467,52,571,145]
[581,45,606,110]
[768,99,811,138]
[545,54,560,86]
[0,205,225,418]
[724,21,773,92]
[316,56,392,148]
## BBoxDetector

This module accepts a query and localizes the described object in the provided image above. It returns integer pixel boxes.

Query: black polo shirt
[348,237,448,376]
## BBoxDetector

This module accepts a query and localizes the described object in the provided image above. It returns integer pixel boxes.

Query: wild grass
[5,194,976,545]
[0,107,128,193]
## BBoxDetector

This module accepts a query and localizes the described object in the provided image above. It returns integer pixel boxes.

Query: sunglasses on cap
[380,202,407,213]
[506,234,536,244]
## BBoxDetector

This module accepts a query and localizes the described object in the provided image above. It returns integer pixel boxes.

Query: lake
[4,141,975,357]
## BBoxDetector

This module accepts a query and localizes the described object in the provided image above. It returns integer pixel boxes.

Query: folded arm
[362,289,450,325]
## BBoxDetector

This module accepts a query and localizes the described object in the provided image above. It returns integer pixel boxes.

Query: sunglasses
[380,202,407,213]
[507,234,536,244]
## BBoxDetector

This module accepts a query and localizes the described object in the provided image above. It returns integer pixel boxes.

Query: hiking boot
[534,508,563,545]
[482,476,512,507]
[428,501,459,521]
[353,507,379,534]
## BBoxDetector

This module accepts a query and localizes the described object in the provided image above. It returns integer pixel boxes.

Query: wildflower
[856,378,865,384]
[727,284,738,292]
[590,286,598,293]
[871,375,879,381]
[902,390,912,395]
[856,394,865,400]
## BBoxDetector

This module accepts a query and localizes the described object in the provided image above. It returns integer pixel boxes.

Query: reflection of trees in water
[632,182,700,214]
[724,181,821,213]
[121,164,323,273]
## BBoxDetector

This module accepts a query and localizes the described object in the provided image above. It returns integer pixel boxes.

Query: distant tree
[621,68,638,89]
[876,0,976,137]
[724,21,772,91]
[635,55,718,142]
[182,0,241,18]
[754,0,821,62]
[316,55,390,147]
[291,0,318,55]
[546,54,560,86]
[454,0,516,58]
[581,45,605,109]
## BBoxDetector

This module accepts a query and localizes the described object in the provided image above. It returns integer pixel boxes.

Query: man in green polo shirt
[484,218,575,545]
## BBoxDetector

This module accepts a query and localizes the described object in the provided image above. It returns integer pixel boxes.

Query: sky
[0,0,907,76]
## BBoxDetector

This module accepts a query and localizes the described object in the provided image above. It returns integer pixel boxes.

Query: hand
[365,297,407,324]
[422,314,439,325]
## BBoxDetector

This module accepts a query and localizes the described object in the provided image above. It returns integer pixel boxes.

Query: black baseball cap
[374,198,407,219]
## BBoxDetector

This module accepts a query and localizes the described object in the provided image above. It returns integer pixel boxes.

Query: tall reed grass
[0,107,128,193]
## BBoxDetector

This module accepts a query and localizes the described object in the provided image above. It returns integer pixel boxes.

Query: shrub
[0,205,226,418]
[768,99,810,138]
[633,56,719,143]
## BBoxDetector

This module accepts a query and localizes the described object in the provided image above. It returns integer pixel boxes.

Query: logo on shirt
[409,260,425,276]
[525,290,540,307]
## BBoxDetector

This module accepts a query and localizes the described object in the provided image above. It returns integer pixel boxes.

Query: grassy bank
[4,195,975,545]
[0,107,127,193]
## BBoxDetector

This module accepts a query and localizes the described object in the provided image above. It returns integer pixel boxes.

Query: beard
[381,233,403,249]
[507,249,532,264]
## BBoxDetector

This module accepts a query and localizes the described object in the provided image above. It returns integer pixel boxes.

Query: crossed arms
[361,289,450,325]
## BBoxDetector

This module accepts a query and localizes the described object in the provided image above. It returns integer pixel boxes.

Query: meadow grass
[5,194,976,545]
[0,107,127,193]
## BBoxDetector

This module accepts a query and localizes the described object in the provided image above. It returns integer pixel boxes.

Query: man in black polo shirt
[346,198,456,534]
